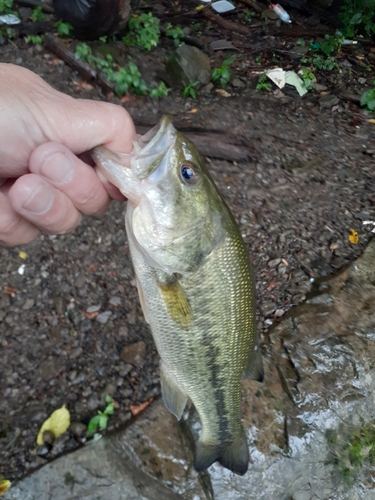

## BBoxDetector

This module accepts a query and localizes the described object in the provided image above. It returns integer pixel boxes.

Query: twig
[236,0,265,14]
[202,7,252,36]
[43,34,115,93]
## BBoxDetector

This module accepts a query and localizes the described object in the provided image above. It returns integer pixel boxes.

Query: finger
[0,191,40,246]
[29,142,114,214]
[8,174,82,235]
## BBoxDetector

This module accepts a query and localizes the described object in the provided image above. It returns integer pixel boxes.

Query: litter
[271,4,291,23]
[265,67,307,96]
[212,0,236,13]
[0,14,20,25]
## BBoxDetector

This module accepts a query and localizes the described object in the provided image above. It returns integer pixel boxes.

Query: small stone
[109,296,122,306]
[319,94,340,109]
[23,298,35,310]
[232,78,246,88]
[70,422,87,438]
[165,45,211,89]
[74,273,86,288]
[70,347,83,359]
[53,296,66,315]
[268,258,281,268]
[87,393,100,411]
[358,77,367,85]
[96,311,112,324]
[312,82,327,92]
[121,341,147,368]
[86,305,101,313]
[274,309,285,317]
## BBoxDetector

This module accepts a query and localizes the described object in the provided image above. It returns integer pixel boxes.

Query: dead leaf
[267,281,277,291]
[130,397,153,416]
[4,286,17,297]
[37,404,70,446]
[0,479,11,495]
[348,228,359,245]
[83,310,99,319]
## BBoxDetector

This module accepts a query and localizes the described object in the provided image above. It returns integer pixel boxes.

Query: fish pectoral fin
[157,279,192,329]
[160,365,187,420]
[194,427,249,476]
[243,341,264,382]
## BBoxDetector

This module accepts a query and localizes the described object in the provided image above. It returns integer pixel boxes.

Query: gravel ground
[1,34,375,480]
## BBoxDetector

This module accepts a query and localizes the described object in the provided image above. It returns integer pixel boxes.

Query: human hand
[0,63,136,247]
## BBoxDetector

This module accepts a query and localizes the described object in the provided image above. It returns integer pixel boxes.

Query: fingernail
[22,183,54,214]
[40,151,74,184]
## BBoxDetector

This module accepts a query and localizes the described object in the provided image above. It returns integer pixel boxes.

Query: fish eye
[180,163,199,185]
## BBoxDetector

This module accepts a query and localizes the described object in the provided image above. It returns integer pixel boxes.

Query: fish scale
[92,115,264,475]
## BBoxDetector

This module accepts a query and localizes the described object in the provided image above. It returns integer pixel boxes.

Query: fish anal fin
[158,279,192,329]
[244,342,264,383]
[160,365,187,420]
[194,427,249,476]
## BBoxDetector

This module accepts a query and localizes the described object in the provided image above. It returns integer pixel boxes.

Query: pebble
[70,347,83,359]
[70,422,87,438]
[109,296,122,306]
[23,298,35,310]
[121,342,147,368]
[86,305,101,313]
[96,311,112,324]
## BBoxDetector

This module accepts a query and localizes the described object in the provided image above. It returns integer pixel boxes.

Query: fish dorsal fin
[243,341,264,382]
[160,364,187,420]
[157,276,192,329]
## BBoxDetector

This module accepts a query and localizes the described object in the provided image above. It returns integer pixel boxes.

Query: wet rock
[121,341,147,368]
[4,437,182,500]
[165,45,211,90]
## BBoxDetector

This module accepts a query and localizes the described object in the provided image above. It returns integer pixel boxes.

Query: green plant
[26,34,43,44]
[360,81,375,111]
[244,10,255,22]
[191,22,202,35]
[296,38,305,46]
[182,81,200,99]
[30,5,45,22]
[212,58,234,88]
[74,43,168,97]
[99,36,108,43]
[301,55,339,71]
[55,20,73,38]
[0,0,15,14]
[256,73,271,92]
[299,67,315,90]
[339,0,375,37]
[166,23,185,47]
[123,12,160,50]
[87,395,115,436]
[255,55,262,63]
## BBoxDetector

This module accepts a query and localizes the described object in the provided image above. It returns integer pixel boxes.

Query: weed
[360,81,375,112]
[99,36,108,43]
[182,81,200,99]
[166,23,185,47]
[30,5,44,22]
[87,395,115,436]
[296,38,305,46]
[301,55,339,71]
[123,12,160,51]
[256,73,271,91]
[299,67,316,90]
[75,43,168,97]
[255,55,262,63]
[212,58,234,88]
[244,10,255,22]
[26,34,43,44]
[339,0,375,38]
[0,0,15,14]
[191,22,202,35]
[55,20,73,38]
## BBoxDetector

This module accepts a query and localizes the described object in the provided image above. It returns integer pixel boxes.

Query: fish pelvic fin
[244,340,264,383]
[160,364,188,420]
[194,427,249,476]
[158,279,192,329]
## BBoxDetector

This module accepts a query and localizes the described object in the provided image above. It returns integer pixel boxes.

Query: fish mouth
[132,116,177,180]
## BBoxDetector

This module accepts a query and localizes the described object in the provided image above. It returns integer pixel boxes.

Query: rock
[109,296,122,306]
[231,77,246,88]
[22,298,35,310]
[165,45,211,90]
[120,341,147,368]
[70,422,87,438]
[312,82,328,92]
[96,310,112,324]
[4,437,182,500]
[319,94,340,109]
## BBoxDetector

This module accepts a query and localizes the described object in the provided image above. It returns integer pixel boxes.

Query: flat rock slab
[3,437,182,500]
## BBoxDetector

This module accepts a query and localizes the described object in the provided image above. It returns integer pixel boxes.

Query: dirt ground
[1,2,375,481]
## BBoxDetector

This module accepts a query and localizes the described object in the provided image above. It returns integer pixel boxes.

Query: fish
[92,116,264,475]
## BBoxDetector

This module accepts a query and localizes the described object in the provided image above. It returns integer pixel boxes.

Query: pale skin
[0,63,137,247]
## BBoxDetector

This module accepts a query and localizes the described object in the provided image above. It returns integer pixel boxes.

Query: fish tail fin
[194,428,249,476]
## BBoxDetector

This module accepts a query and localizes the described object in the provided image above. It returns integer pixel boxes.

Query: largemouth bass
[92,116,264,475]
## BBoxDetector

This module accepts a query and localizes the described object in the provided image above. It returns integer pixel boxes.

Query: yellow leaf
[18,251,27,260]
[0,479,12,495]
[348,228,359,245]
[37,404,70,446]
[368,119,375,124]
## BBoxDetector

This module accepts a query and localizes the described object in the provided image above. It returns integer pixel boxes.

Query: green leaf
[87,415,101,435]
[104,403,115,415]
[350,13,362,25]
[99,414,108,430]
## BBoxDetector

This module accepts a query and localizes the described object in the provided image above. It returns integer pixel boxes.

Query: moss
[326,421,375,484]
